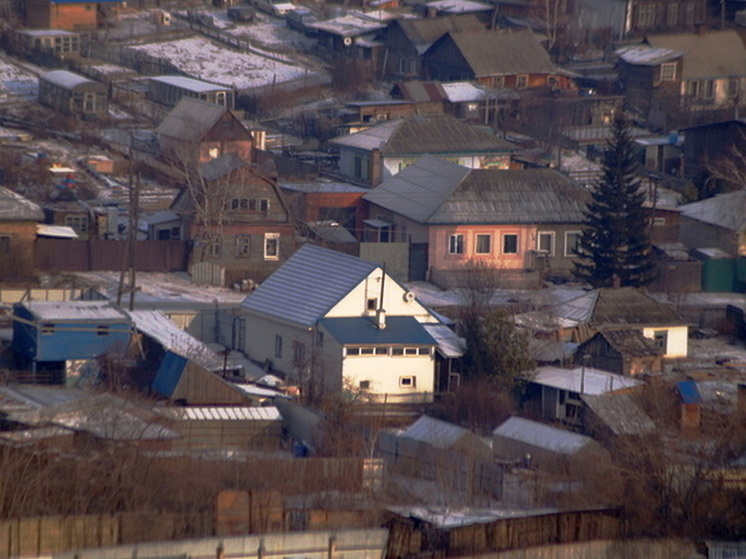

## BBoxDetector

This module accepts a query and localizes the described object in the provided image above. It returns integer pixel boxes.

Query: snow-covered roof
[615,45,683,66]
[400,415,473,449]
[0,186,44,221]
[153,406,282,421]
[493,416,594,455]
[40,70,102,90]
[427,0,493,13]
[441,81,487,103]
[149,75,230,93]
[307,12,387,37]
[231,382,292,400]
[530,365,643,395]
[36,224,78,239]
[21,301,130,322]
[389,506,559,528]
[422,323,465,358]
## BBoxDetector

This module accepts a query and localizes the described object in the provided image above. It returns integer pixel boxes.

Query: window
[703,80,714,99]
[275,335,283,358]
[659,63,676,82]
[729,79,740,98]
[293,341,305,367]
[537,231,554,256]
[653,330,668,350]
[636,3,656,28]
[359,380,370,390]
[367,298,378,311]
[565,231,581,256]
[399,376,416,388]
[360,347,374,355]
[391,348,404,356]
[653,217,666,226]
[264,233,279,260]
[354,156,363,179]
[41,323,54,335]
[516,75,528,89]
[0,235,10,254]
[65,215,89,233]
[235,236,250,257]
[96,325,109,336]
[206,241,221,258]
[685,2,695,25]
[687,80,699,97]
[502,233,518,254]
[419,347,431,355]
[475,234,491,254]
[208,147,220,159]
[666,2,678,26]
[346,347,361,356]
[259,199,269,212]
[375,347,388,355]
[448,234,464,254]
[404,347,418,356]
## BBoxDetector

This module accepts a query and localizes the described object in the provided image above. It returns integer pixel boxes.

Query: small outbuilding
[38,70,108,117]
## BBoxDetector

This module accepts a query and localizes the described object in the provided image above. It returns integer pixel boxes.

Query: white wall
[643,325,688,358]
[342,350,435,402]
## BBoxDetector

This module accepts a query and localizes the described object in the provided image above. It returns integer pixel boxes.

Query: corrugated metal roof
[679,190,746,232]
[154,406,281,421]
[155,97,228,141]
[240,243,380,327]
[389,506,560,528]
[0,186,44,222]
[320,316,436,345]
[647,30,746,80]
[581,393,656,436]
[394,14,484,54]
[20,300,130,322]
[40,70,100,90]
[493,416,593,455]
[150,75,228,93]
[531,366,643,395]
[400,415,470,449]
[423,323,465,358]
[677,380,702,404]
[445,28,558,77]
[442,81,487,103]
[364,155,589,225]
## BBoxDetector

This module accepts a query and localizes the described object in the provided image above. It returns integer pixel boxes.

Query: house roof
[307,11,387,38]
[589,288,684,329]
[678,190,746,232]
[427,0,493,14]
[493,416,594,455]
[590,329,664,357]
[320,316,436,345]
[150,75,228,93]
[530,365,643,395]
[155,97,229,141]
[647,30,746,80]
[442,81,489,103]
[615,45,684,66]
[363,155,589,225]
[0,186,44,221]
[154,406,282,421]
[581,393,656,436]
[393,80,448,103]
[423,323,465,358]
[438,28,558,78]
[400,414,472,449]
[240,243,380,327]
[393,14,485,55]
[330,115,517,155]
[40,70,102,90]
[19,300,131,322]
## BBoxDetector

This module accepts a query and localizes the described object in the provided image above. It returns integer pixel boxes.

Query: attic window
[660,63,676,82]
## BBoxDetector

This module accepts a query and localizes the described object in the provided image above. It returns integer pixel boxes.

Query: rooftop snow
[615,45,683,66]
[41,70,99,90]
[22,300,131,322]
[442,81,487,102]
[426,0,493,12]
[530,365,644,395]
[150,75,230,93]
[493,416,594,455]
[154,406,282,421]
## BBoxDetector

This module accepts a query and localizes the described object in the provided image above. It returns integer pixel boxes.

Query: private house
[383,15,485,80]
[679,190,746,259]
[680,119,746,181]
[575,329,665,375]
[38,70,108,118]
[389,81,447,116]
[156,97,253,165]
[239,243,462,402]
[423,28,575,91]
[342,100,417,132]
[148,76,235,110]
[25,0,122,30]
[362,155,590,286]
[12,301,133,384]
[306,11,388,64]
[617,31,746,128]
[172,153,294,285]
[0,186,44,281]
[329,114,517,187]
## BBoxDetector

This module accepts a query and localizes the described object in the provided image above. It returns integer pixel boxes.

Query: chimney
[376,308,387,329]
[370,148,382,187]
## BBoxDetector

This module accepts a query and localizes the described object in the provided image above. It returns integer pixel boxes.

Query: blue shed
[12,301,133,383]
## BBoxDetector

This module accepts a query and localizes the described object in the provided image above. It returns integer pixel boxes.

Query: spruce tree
[573,111,657,288]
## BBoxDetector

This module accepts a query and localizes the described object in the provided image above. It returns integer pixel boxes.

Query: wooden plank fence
[36,239,188,272]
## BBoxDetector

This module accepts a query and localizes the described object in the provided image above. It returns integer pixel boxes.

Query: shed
[38,70,107,117]
[676,380,702,431]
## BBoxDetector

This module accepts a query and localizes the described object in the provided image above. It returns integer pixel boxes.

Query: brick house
[0,186,44,281]
[25,0,122,30]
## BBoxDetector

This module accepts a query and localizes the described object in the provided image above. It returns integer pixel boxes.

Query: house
[343,100,417,132]
[155,97,253,166]
[25,0,122,30]
[306,11,389,66]
[680,119,746,181]
[329,114,517,187]
[172,153,294,285]
[239,243,462,402]
[12,301,133,384]
[679,190,746,258]
[423,28,575,91]
[418,0,494,21]
[0,186,44,281]
[11,29,81,57]
[390,80,448,115]
[38,70,108,118]
[574,329,665,375]
[148,76,235,110]
[616,31,746,128]
[383,15,485,80]
[362,155,590,286]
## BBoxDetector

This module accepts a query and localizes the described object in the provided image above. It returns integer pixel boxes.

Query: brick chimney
[369,148,382,187]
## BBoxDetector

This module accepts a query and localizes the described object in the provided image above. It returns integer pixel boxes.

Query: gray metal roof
[647,30,746,80]
[319,316,436,345]
[590,288,684,328]
[40,70,102,91]
[364,155,590,225]
[0,186,44,221]
[679,190,746,232]
[423,323,465,358]
[155,97,228,141]
[400,414,471,449]
[150,75,229,93]
[493,416,593,455]
[530,365,643,395]
[240,243,380,327]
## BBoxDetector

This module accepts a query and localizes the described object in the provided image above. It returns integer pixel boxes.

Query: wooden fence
[36,239,188,272]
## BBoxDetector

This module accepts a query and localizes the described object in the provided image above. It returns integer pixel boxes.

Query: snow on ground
[225,15,318,52]
[128,35,315,88]
[0,55,38,101]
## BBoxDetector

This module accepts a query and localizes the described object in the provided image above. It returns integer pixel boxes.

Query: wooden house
[0,186,44,281]
[12,301,132,384]
[38,70,108,118]
[390,80,447,115]
[171,153,294,285]
[423,28,575,91]
[278,180,368,236]
[25,0,122,30]
[12,29,81,57]
[680,119,746,181]
[679,190,746,259]
[382,15,485,80]
[148,75,235,110]
[156,97,253,165]
[575,330,665,376]
[362,155,590,286]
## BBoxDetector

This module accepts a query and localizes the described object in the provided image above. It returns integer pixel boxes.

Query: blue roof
[319,316,436,345]
[241,244,380,328]
[677,381,702,404]
[152,352,187,398]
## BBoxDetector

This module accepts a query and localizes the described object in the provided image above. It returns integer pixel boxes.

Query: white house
[240,244,462,402]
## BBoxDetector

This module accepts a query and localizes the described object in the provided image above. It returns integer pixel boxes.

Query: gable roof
[615,45,684,66]
[678,190,746,232]
[436,28,558,77]
[393,80,448,102]
[493,416,594,455]
[581,393,656,436]
[393,14,485,55]
[0,186,44,221]
[331,115,517,155]
[364,155,589,225]
[156,97,229,141]
[589,329,665,357]
[646,30,746,80]
[589,288,684,329]
[240,243,380,327]
[400,415,473,449]
[530,365,643,395]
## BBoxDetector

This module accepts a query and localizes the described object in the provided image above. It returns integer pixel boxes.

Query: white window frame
[448,234,464,255]
[659,63,676,82]
[399,376,416,388]
[264,233,280,260]
[235,236,250,258]
[502,233,519,255]
[537,231,555,256]
[564,231,581,256]
[475,233,492,254]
